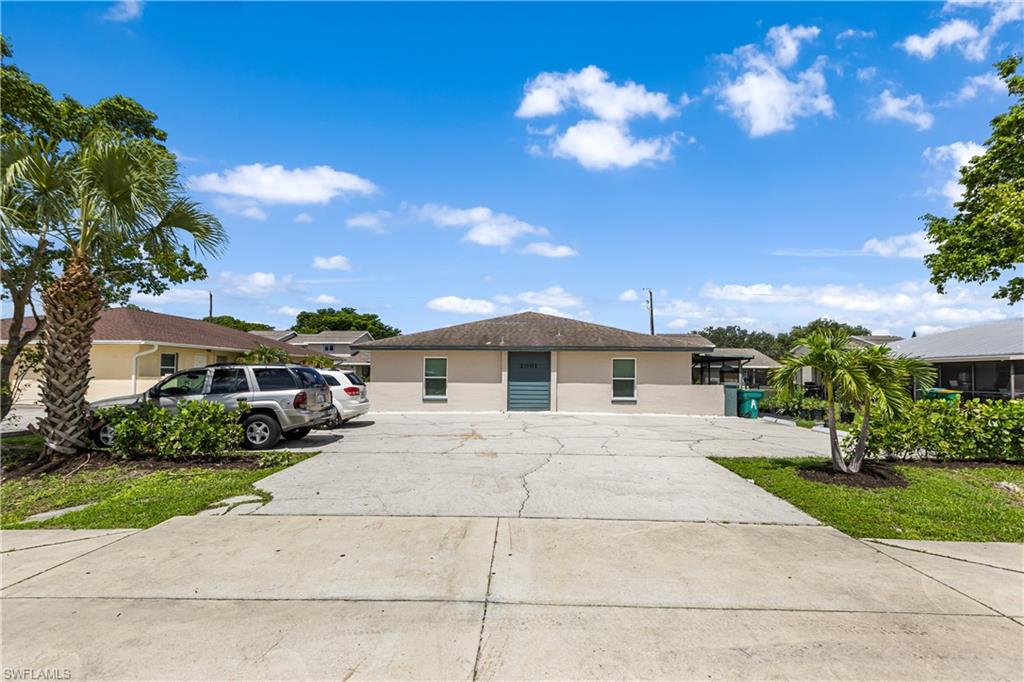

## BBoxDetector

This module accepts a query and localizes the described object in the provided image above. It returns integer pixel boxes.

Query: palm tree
[9,134,225,458]
[770,329,868,473]
[847,346,934,473]
[238,344,291,364]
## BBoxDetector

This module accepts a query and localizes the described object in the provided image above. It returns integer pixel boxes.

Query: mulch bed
[798,461,909,489]
[2,451,267,481]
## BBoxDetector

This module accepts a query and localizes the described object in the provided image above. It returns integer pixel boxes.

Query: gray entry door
[507,352,551,411]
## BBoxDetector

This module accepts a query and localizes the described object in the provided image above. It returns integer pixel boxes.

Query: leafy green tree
[238,344,290,364]
[693,325,785,359]
[204,315,273,332]
[301,354,335,369]
[1,38,210,421]
[770,330,869,473]
[775,318,871,356]
[292,307,401,338]
[923,56,1024,303]
[847,346,935,473]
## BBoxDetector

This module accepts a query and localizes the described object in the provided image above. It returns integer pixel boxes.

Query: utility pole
[644,288,655,335]
[208,291,213,321]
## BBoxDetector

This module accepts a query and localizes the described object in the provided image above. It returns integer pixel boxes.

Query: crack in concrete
[471,519,501,681]
[516,454,555,517]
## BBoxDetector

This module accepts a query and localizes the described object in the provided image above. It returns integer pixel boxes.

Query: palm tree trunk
[848,396,872,474]
[825,382,849,473]
[37,255,104,458]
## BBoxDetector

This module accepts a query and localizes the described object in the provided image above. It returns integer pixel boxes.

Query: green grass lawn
[714,457,1024,542]
[1,446,311,530]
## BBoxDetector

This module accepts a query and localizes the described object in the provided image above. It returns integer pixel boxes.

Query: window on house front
[160,353,178,375]
[612,358,636,400]
[323,344,335,352]
[215,355,229,364]
[424,357,447,399]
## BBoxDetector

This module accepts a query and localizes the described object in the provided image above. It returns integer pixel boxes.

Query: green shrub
[97,400,246,459]
[849,398,1024,462]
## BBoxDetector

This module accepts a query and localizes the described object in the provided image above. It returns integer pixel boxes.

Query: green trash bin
[923,388,961,402]
[738,389,764,418]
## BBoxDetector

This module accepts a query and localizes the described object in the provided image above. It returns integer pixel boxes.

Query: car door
[152,368,210,413]
[205,367,253,410]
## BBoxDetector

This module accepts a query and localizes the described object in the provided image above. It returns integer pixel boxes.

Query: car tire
[283,427,311,441]
[91,423,115,448]
[242,414,281,450]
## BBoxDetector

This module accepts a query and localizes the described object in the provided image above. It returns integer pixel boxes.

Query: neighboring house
[1,308,326,403]
[690,347,780,388]
[792,334,904,386]
[888,318,1024,400]
[354,311,724,414]
[252,329,374,378]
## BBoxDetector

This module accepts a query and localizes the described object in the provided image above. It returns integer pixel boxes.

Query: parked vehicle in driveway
[90,363,334,450]
[318,369,370,426]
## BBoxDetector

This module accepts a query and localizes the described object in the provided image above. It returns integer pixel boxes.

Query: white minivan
[319,369,370,425]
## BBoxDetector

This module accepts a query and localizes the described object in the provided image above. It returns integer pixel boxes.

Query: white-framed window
[323,344,335,352]
[612,357,636,401]
[160,352,178,376]
[423,357,448,399]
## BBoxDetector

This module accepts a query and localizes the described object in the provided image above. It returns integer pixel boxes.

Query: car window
[345,372,366,386]
[294,367,327,388]
[323,374,341,387]
[253,368,297,391]
[158,370,207,396]
[208,368,249,394]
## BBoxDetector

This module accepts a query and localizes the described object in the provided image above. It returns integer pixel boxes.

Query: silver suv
[90,363,334,450]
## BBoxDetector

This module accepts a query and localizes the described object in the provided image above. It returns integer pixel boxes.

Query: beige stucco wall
[367,350,504,411]
[556,351,724,415]
[367,349,725,415]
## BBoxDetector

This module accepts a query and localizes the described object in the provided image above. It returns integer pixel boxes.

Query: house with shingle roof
[251,329,375,377]
[1,308,327,403]
[354,311,727,414]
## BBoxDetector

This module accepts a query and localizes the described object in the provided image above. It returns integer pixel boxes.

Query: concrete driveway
[257,413,828,523]
[3,517,1021,680]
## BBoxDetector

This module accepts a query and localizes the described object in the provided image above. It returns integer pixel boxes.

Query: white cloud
[898,19,981,59]
[516,65,678,122]
[862,230,936,258]
[715,26,834,137]
[415,204,547,247]
[836,28,876,43]
[551,120,677,170]
[518,65,681,170]
[308,294,340,305]
[701,282,806,303]
[953,72,1007,102]
[427,296,497,315]
[219,271,292,298]
[275,306,303,317]
[190,163,375,205]
[924,141,985,205]
[347,210,393,233]
[855,67,878,82]
[294,212,313,223]
[130,287,208,307]
[505,286,585,309]
[522,242,579,258]
[312,255,352,271]
[211,197,269,221]
[104,0,143,22]
[870,90,934,131]
[618,289,639,302]
[765,24,821,68]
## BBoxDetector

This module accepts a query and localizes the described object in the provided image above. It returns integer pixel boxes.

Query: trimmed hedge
[853,398,1024,462]
[96,400,245,459]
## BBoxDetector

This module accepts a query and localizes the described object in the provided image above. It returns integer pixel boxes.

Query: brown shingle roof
[1,308,323,358]
[699,347,781,369]
[356,312,713,351]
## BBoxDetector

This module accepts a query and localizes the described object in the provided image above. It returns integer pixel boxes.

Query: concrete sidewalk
[2,517,1021,680]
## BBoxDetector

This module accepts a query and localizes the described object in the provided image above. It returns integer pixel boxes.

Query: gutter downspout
[131,343,160,394]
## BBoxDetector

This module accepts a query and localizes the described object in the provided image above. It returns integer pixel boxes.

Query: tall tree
[1,37,208,420]
[6,134,225,458]
[692,325,783,358]
[776,318,871,356]
[770,329,868,473]
[923,56,1024,303]
[292,307,401,338]
[205,314,273,332]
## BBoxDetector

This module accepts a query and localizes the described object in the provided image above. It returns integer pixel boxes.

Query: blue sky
[5,1,1023,336]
